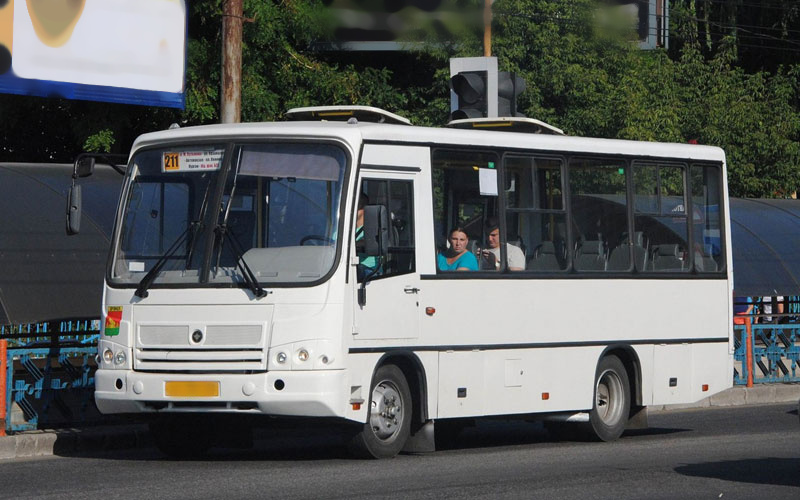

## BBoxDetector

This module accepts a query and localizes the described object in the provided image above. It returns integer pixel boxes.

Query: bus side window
[568,159,629,272]
[431,149,499,273]
[633,163,690,273]
[504,155,566,271]
[358,178,415,281]
[691,165,724,273]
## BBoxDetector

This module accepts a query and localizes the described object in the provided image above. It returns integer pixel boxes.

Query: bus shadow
[63,420,692,462]
[675,458,800,487]
[622,426,691,438]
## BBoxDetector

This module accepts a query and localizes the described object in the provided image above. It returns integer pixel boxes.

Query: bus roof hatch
[284,106,412,126]
[446,117,565,135]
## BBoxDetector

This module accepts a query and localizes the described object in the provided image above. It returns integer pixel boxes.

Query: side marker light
[702,384,709,392]
[542,392,550,400]
[425,307,435,316]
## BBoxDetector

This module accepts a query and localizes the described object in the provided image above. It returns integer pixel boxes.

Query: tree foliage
[0,0,799,198]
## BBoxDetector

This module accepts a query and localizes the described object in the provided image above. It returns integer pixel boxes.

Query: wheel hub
[369,380,404,441]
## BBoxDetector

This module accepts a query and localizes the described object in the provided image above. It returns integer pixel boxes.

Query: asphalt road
[0,404,798,500]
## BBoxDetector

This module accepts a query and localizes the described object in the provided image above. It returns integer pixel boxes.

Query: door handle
[404,286,420,294]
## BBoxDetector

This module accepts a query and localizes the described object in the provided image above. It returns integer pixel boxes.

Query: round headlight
[102,348,114,363]
[114,350,127,365]
[276,352,287,364]
[297,349,309,362]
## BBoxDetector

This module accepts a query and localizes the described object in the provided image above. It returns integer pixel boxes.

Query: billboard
[0,0,186,108]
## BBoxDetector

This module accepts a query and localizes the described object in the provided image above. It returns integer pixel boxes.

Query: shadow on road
[57,418,697,462]
[675,458,800,487]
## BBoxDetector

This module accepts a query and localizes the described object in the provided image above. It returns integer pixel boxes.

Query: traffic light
[450,70,488,120]
[497,71,526,118]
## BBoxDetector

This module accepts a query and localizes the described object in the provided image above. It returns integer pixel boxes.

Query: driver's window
[357,178,415,282]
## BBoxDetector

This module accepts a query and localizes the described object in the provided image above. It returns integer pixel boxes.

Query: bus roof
[131,119,726,164]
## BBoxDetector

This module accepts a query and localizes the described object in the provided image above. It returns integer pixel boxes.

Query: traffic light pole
[221,0,243,124]
[484,0,492,57]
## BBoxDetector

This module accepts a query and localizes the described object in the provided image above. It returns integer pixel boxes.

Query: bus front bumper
[94,368,348,419]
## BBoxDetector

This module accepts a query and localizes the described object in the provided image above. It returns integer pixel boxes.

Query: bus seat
[607,245,630,271]
[574,240,606,271]
[527,241,562,271]
[694,251,718,272]
[651,244,684,271]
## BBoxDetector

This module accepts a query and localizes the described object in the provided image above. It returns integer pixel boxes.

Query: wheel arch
[373,351,429,427]
[597,344,643,408]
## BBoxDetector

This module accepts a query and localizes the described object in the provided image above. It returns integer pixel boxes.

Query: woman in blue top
[437,227,478,271]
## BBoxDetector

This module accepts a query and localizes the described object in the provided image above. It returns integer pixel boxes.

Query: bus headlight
[103,348,114,364]
[114,350,127,366]
[276,352,287,364]
[297,349,309,362]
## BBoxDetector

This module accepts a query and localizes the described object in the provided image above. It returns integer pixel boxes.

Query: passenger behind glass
[437,227,478,271]
[480,217,525,271]
[354,193,378,280]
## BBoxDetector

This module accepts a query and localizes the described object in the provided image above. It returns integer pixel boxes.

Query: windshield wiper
[134,221,199,298]
[214,224,269,299]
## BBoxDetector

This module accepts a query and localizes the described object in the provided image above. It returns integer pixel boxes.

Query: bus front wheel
[349,364,412,459]
[587,355,630,442]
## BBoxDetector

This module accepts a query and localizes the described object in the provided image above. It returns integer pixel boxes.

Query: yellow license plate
[164,381,220,398]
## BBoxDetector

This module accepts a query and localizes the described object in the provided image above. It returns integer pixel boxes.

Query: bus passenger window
[431,149,500,273]
[504,155,567,271]
[633,163,689,272]
[691,165,724,273]
[569,159,629,272]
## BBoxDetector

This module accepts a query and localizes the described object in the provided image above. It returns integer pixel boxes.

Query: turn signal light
[425,307,436,316]
[542,392,550,400]
[702,384,709,392]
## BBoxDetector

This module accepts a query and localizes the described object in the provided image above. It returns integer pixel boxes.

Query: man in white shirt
[482,218,526,271]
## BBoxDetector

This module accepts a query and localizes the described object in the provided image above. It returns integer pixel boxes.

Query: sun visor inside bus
[239,146,342,181]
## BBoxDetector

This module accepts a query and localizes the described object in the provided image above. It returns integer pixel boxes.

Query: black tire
[349,364,412,459]
[586,355,630,442]
[149,414,214,459]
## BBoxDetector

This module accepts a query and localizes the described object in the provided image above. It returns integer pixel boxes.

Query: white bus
[81,106,733,458]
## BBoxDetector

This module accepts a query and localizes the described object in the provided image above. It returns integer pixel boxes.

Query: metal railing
[734,324,800,385]
[1,319,100,433]
[734,295,800,385]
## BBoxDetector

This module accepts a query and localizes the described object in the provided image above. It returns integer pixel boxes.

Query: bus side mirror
[363,205,389,259]
[66,184,82,235]
[75,156,95,178]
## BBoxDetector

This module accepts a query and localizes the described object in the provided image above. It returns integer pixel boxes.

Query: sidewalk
[1,384,798,461]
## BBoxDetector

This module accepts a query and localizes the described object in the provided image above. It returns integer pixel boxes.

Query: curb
[0,425,150,461]
[651,383,800,411]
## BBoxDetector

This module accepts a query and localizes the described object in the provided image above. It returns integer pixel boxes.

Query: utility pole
[221,0,243,124]
[483,0,492,57]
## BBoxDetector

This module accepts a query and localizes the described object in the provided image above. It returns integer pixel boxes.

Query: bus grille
[134,324,266,372]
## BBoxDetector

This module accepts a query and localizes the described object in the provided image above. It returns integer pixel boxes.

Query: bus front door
[353,172,420,340]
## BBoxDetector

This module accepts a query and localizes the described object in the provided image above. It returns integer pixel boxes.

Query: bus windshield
[111,142,347,288]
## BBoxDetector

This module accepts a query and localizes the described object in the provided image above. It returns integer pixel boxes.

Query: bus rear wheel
[349,364,412,459]
[587,355,630,442]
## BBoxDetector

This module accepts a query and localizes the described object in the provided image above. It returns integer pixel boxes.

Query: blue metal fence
[2,319,100,432]
[734,324,800,385]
